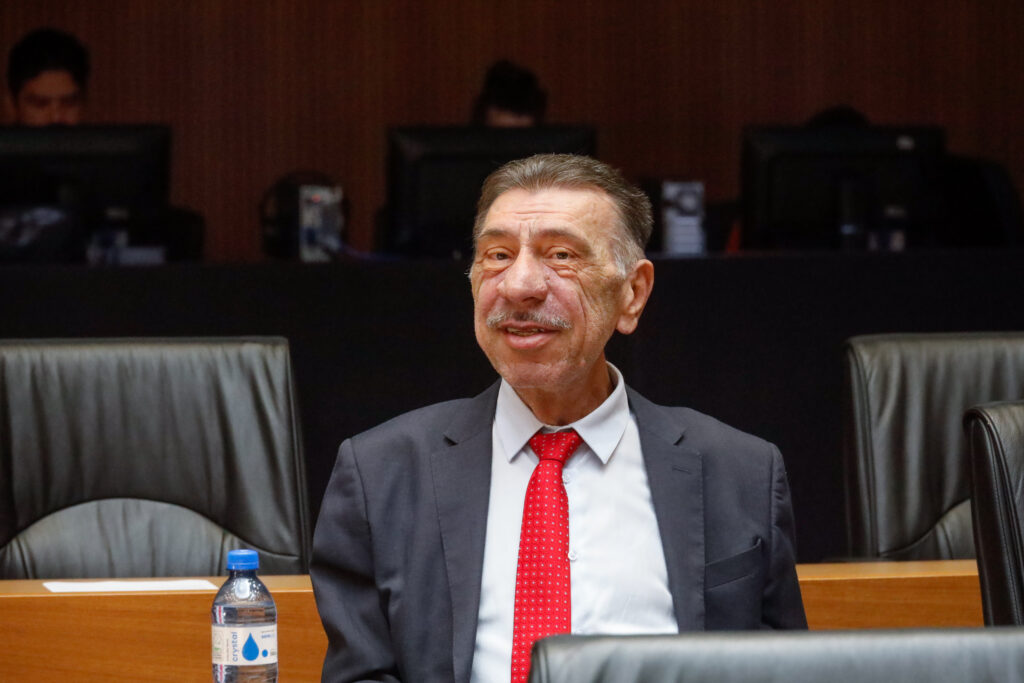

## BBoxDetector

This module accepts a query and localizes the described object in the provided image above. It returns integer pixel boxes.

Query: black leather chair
[528,630,1024,683]
[0,337,310,579]
[844,332,1024,560]
[966,400,1024,626]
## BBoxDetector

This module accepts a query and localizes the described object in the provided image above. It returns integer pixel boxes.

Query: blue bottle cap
[226,549,259,571]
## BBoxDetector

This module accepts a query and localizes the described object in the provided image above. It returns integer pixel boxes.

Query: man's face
[484,106,536,128]
[8,69,84,126]
[471,186,651,398]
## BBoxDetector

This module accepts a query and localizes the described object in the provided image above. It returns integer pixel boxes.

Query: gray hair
[472,154,652,273]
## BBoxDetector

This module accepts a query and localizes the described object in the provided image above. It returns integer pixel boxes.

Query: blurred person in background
[472,60,547,128]
[6,27,89,126]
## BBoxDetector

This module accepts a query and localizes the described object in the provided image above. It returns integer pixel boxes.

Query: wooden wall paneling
[974,2,1024,203]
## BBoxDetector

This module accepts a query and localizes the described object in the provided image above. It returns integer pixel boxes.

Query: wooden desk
[0,575,324,682]
[0,561,984,681]
[798,560,983,629]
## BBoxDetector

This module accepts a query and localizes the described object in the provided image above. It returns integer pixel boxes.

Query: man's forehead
[483,186,616,227]
[21,70,82,96]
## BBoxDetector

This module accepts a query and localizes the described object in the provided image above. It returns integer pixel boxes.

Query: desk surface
[797,559,983,629]
[0,561,984,681]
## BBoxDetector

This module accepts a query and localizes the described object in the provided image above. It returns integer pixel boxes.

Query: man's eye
[553,251,570,260]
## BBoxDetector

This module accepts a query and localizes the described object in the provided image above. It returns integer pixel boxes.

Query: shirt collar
[494,363,629,465]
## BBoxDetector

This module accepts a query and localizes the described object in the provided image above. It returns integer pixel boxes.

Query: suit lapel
[628,388,706,630]
[431,382,499,683]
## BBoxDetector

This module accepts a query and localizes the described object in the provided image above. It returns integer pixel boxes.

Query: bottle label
[211,624,278,666]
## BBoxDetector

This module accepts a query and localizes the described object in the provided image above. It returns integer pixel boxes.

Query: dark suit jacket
[311,382,806,683]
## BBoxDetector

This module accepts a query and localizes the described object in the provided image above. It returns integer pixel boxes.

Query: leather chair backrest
[844,332,1024,559]
[0,337,310,579]
[966,400,1024,625]
[529,630,1024,683]
[939,155,1024,247]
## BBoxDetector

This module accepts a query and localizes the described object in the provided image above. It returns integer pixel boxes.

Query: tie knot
[528,429,582,465]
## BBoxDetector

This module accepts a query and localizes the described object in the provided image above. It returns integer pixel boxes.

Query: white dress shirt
[470,364,678,683]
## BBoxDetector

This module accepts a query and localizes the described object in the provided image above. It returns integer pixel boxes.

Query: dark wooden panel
[3,1,1022,262]
[3,250,1024,563]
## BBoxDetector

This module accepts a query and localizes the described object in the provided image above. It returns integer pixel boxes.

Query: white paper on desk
[43,579,218,593]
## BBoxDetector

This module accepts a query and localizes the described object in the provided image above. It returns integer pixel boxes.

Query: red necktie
[511,429,583,683]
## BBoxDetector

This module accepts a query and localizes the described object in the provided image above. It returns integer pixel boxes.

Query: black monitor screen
[0,125,170,261]
[741,125,947,250]
[384,125,596,259]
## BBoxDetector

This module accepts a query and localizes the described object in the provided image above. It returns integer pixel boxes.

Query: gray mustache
[486,311,572,330]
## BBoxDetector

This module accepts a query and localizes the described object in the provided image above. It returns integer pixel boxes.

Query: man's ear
[616,259,654,335]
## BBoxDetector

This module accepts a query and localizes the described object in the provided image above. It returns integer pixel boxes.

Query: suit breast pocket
[704,538,766,629]
[706,537,764,589]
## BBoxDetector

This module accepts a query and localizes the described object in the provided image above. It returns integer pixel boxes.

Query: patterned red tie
[511,429,583,683]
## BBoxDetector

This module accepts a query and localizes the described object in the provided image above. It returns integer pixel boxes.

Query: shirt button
[568,549,578,561]
[563,473,572,484]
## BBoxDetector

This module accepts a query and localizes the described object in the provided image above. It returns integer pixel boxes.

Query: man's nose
[36,102,62,124]
[53,104,76,125]
[498,252,548,302]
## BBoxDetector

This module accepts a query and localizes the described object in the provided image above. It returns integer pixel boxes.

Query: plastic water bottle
[211,549,278,682]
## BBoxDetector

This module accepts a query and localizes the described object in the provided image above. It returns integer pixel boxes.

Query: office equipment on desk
[741,123,947,250]
[0,124,170,263]
[966,400,1024,626]
[381,125,596,259]
[261,170,345,262]
[650,180,706,256]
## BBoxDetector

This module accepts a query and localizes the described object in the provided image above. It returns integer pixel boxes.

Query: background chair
[844,332,1024,559]
[936,154,1024,248]
[966,400,1024,626]
[0,337,310,579]
[528,630,1024,683]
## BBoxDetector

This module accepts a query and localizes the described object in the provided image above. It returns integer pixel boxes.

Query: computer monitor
[0,125,170,262]
[383,125,597,259]
[740,124,948,250]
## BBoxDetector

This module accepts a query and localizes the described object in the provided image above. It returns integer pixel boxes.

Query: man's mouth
[486,311,571,332]
[505,326,553,336]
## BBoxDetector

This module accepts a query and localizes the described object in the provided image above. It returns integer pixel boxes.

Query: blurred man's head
[6,28,89,126]
[472,60,547,128]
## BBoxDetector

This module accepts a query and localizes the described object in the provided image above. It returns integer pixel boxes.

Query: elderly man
[311,154,806,683]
